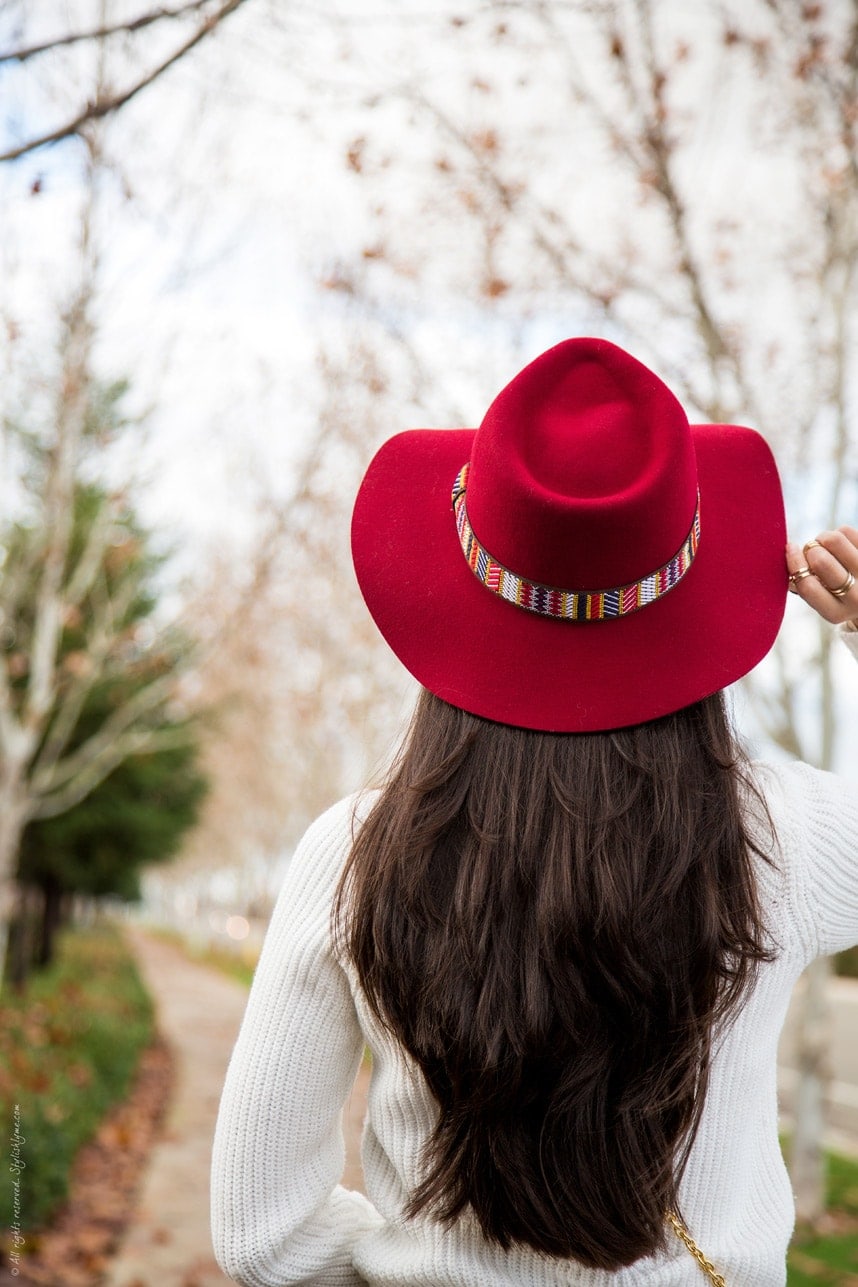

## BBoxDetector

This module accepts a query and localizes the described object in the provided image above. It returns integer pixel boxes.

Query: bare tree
[0,0,254,163]
[0,0,287,983]
[0,135,200,982]
[174,335,414,884]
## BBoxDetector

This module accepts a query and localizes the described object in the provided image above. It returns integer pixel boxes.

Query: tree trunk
[790,626,837,1222]
[0,771,29,988]
[6,884,40,991]
[791,955,831,1224]
[38,875,64,969]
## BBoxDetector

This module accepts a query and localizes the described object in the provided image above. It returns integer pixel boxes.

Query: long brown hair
[335,688,776,1269]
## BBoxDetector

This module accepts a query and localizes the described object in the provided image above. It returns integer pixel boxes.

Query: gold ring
[829,571,855,599]
[788,567,815,593]
[803,539,824,556]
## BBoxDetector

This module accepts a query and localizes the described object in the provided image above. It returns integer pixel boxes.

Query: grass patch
[788,1150,858,1283]
[0,923,154,1238]
[189,943,257,988]
[836,947,858,979]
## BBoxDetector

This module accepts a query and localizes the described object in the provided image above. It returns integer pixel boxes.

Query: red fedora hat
[351,338,787,732]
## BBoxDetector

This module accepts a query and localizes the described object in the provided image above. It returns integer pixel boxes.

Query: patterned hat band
[451,463,701,622]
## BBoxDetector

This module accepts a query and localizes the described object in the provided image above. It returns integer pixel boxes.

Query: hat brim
[351,424,787,731]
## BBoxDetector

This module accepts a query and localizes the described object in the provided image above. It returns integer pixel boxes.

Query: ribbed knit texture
[212,628,858,1286]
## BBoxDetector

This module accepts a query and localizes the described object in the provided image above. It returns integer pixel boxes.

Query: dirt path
[103,928,368,1287]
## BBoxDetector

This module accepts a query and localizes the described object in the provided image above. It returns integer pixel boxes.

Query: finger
[811,529,858,576]
[786,541,813,576]
[786,541,842,622]
[838,524,858,550]
[804,537,850,592]
[801,537,858,622]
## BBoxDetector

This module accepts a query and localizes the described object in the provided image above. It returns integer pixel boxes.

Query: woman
[212,338,858,1285]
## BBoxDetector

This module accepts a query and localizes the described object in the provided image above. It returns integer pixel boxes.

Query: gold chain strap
[666,1211,727,1287]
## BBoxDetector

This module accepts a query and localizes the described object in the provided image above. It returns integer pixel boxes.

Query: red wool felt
[351,338,787,732]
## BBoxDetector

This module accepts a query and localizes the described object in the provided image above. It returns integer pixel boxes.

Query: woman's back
[335,691,775,1270]
[211,750,858,1285]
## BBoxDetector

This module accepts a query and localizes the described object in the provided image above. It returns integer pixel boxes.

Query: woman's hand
[787,527,858,628]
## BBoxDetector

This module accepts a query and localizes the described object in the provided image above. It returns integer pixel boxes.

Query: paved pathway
[103,929,368,1287]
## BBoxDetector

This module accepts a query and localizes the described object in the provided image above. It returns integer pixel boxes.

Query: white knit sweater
[212,630,858,1287]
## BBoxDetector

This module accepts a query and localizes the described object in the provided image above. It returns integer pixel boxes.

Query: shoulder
[745,756,858,859]
[294,788,381,857]
[749,757,854,818]
[248,791,384,995]
[294,789,379,858]
[279,789,382,909]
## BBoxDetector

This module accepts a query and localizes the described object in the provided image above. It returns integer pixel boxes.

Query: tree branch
[605,0,764,425]
[742,644,805,762]
[0,653,23,761]
[23,181,97,737]
[28,567,142,786]
[0,0,212,64]
[30,670,177,796]
[0,0,253,164]
[405,87,598,297]
[30,722,196,821]
[64,497,115,606]
[534,7,755,413]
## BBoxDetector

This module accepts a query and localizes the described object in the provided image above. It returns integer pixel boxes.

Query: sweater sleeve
[211,795,383,1286]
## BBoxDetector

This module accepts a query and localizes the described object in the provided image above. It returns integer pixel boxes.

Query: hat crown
[466,338,698,589]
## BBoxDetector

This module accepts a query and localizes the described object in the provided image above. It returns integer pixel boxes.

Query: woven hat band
[452,463,701,623]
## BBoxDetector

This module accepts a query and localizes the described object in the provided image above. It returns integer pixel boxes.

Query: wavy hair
[335,688,775,1269]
